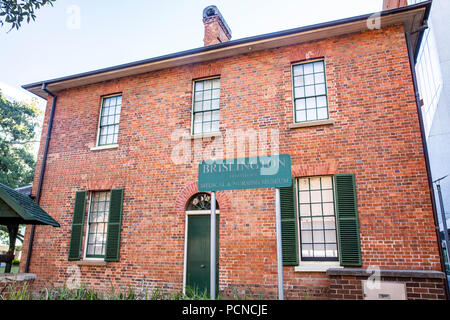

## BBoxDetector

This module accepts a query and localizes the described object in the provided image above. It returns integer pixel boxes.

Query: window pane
[307,109,317,121]
[306,97,316,109]
[313,61,324,72]
[298,178,309,191]
[293,64,304,76]
[194,102,202,112]
[299,191,310,203]
[305,74,314,86]
[317,96,327,108]
[315,84,326,95]
[304,63,314,74]
[195,82,203,91]
[211,99,220,109]
[296,111,306,122]
[302,244,313,258]
[203,100,211,111]
[302,230,312,243]
[299,204,310,216]
[203,112,212,121]
[297,176,338,261]
[212,89,220,99]
[317,108,328,120]
[294,87,305,98]
[313,230,324,243]
[204,80,212,90]
[301,218,311,230]
[86,191,110,257]
[294,76,304,87]
[98,96,122,146]
[211,121,220,132]
[296,99,306,110]
[193,78,220,134]
[203,122,211,133]
[292,61,327,124]
[325,230,337,243]
[305,85,315,97]
[315,73,325,84]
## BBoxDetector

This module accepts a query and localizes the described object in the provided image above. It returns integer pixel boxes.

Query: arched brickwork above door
[175,181,231,212]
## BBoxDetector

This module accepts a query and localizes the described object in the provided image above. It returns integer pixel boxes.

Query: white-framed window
[192,78,220,135]
[297,176,338,262]
[97,95,122,146]
[84,191,110,258]
[292,60,329,123]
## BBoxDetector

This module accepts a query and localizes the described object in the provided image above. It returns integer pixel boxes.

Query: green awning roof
[0,183,60,227]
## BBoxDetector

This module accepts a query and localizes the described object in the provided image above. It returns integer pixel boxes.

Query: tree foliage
[0,91,40,188]
[0,0,56,32]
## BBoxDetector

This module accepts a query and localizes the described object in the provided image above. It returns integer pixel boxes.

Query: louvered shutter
[280,181,299,266]
[334,174,361,266]
[105,189,124,262]
[68,191,87,260]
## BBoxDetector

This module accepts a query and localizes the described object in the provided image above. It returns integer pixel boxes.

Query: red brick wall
[20,25,442,299]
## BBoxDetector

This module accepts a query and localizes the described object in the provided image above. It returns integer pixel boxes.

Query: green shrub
[12,259,20,265]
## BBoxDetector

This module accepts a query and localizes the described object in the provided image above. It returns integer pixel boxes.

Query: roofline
[23,1,431,97]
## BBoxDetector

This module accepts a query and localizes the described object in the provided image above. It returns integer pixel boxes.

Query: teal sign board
[198,155,292,191]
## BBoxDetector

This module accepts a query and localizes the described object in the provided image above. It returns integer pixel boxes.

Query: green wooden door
[186,215,219,297]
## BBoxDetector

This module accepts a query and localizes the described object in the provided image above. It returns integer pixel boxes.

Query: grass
[1,283,220,300]
[0,265,19,274]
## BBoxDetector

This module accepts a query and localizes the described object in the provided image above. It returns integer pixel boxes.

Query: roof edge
[22,1,431,97]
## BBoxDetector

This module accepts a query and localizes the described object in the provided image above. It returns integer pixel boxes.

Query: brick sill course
[90,144,119,151]
[76,260,108,267]
[289,119,335,129]
[183,132,222,140]
[327,268,446,279]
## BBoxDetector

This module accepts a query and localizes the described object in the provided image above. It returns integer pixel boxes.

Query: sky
[0,0,382,106]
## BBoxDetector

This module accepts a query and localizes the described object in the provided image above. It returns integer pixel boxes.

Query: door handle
[200,264,206,269]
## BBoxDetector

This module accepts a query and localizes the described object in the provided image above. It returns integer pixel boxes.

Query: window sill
[76,259,108,266]
[183,132,222,140]
[289,119,335,129]
[294,263,342,273]
[90,144,119,151]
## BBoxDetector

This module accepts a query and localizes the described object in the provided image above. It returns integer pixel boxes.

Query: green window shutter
[280,180,299,266]
[68,191,87,261]
[105,188,124,262]
[334,174,361,267]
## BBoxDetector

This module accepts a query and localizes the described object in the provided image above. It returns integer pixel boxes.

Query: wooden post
[4,224,18,273]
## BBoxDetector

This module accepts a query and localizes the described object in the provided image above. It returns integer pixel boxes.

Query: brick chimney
[383,0,408,10]
[202,5,232,46]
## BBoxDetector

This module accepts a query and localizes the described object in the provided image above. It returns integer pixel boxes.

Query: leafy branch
[0,0,56,32]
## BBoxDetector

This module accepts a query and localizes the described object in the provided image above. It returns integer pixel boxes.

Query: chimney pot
[202,5,232,46]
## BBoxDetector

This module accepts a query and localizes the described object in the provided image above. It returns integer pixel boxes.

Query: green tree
[0,91,40,188]
[0,0,56,32]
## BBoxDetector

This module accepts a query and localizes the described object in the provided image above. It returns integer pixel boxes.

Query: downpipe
[24,84,57,273]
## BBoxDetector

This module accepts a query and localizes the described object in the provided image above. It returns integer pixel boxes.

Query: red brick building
[21,1,448,299]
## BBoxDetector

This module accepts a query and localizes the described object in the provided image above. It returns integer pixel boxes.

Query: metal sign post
[210,191,217,300]
[275,187,284,300]
[198,155,292,300]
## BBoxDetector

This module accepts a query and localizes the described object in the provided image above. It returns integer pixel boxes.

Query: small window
[85,191,110,258]
[186,193,220,211]
[292,60,328,123]
[297,176,338,261]
[192,78,220,135]
[97,95,122,146]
